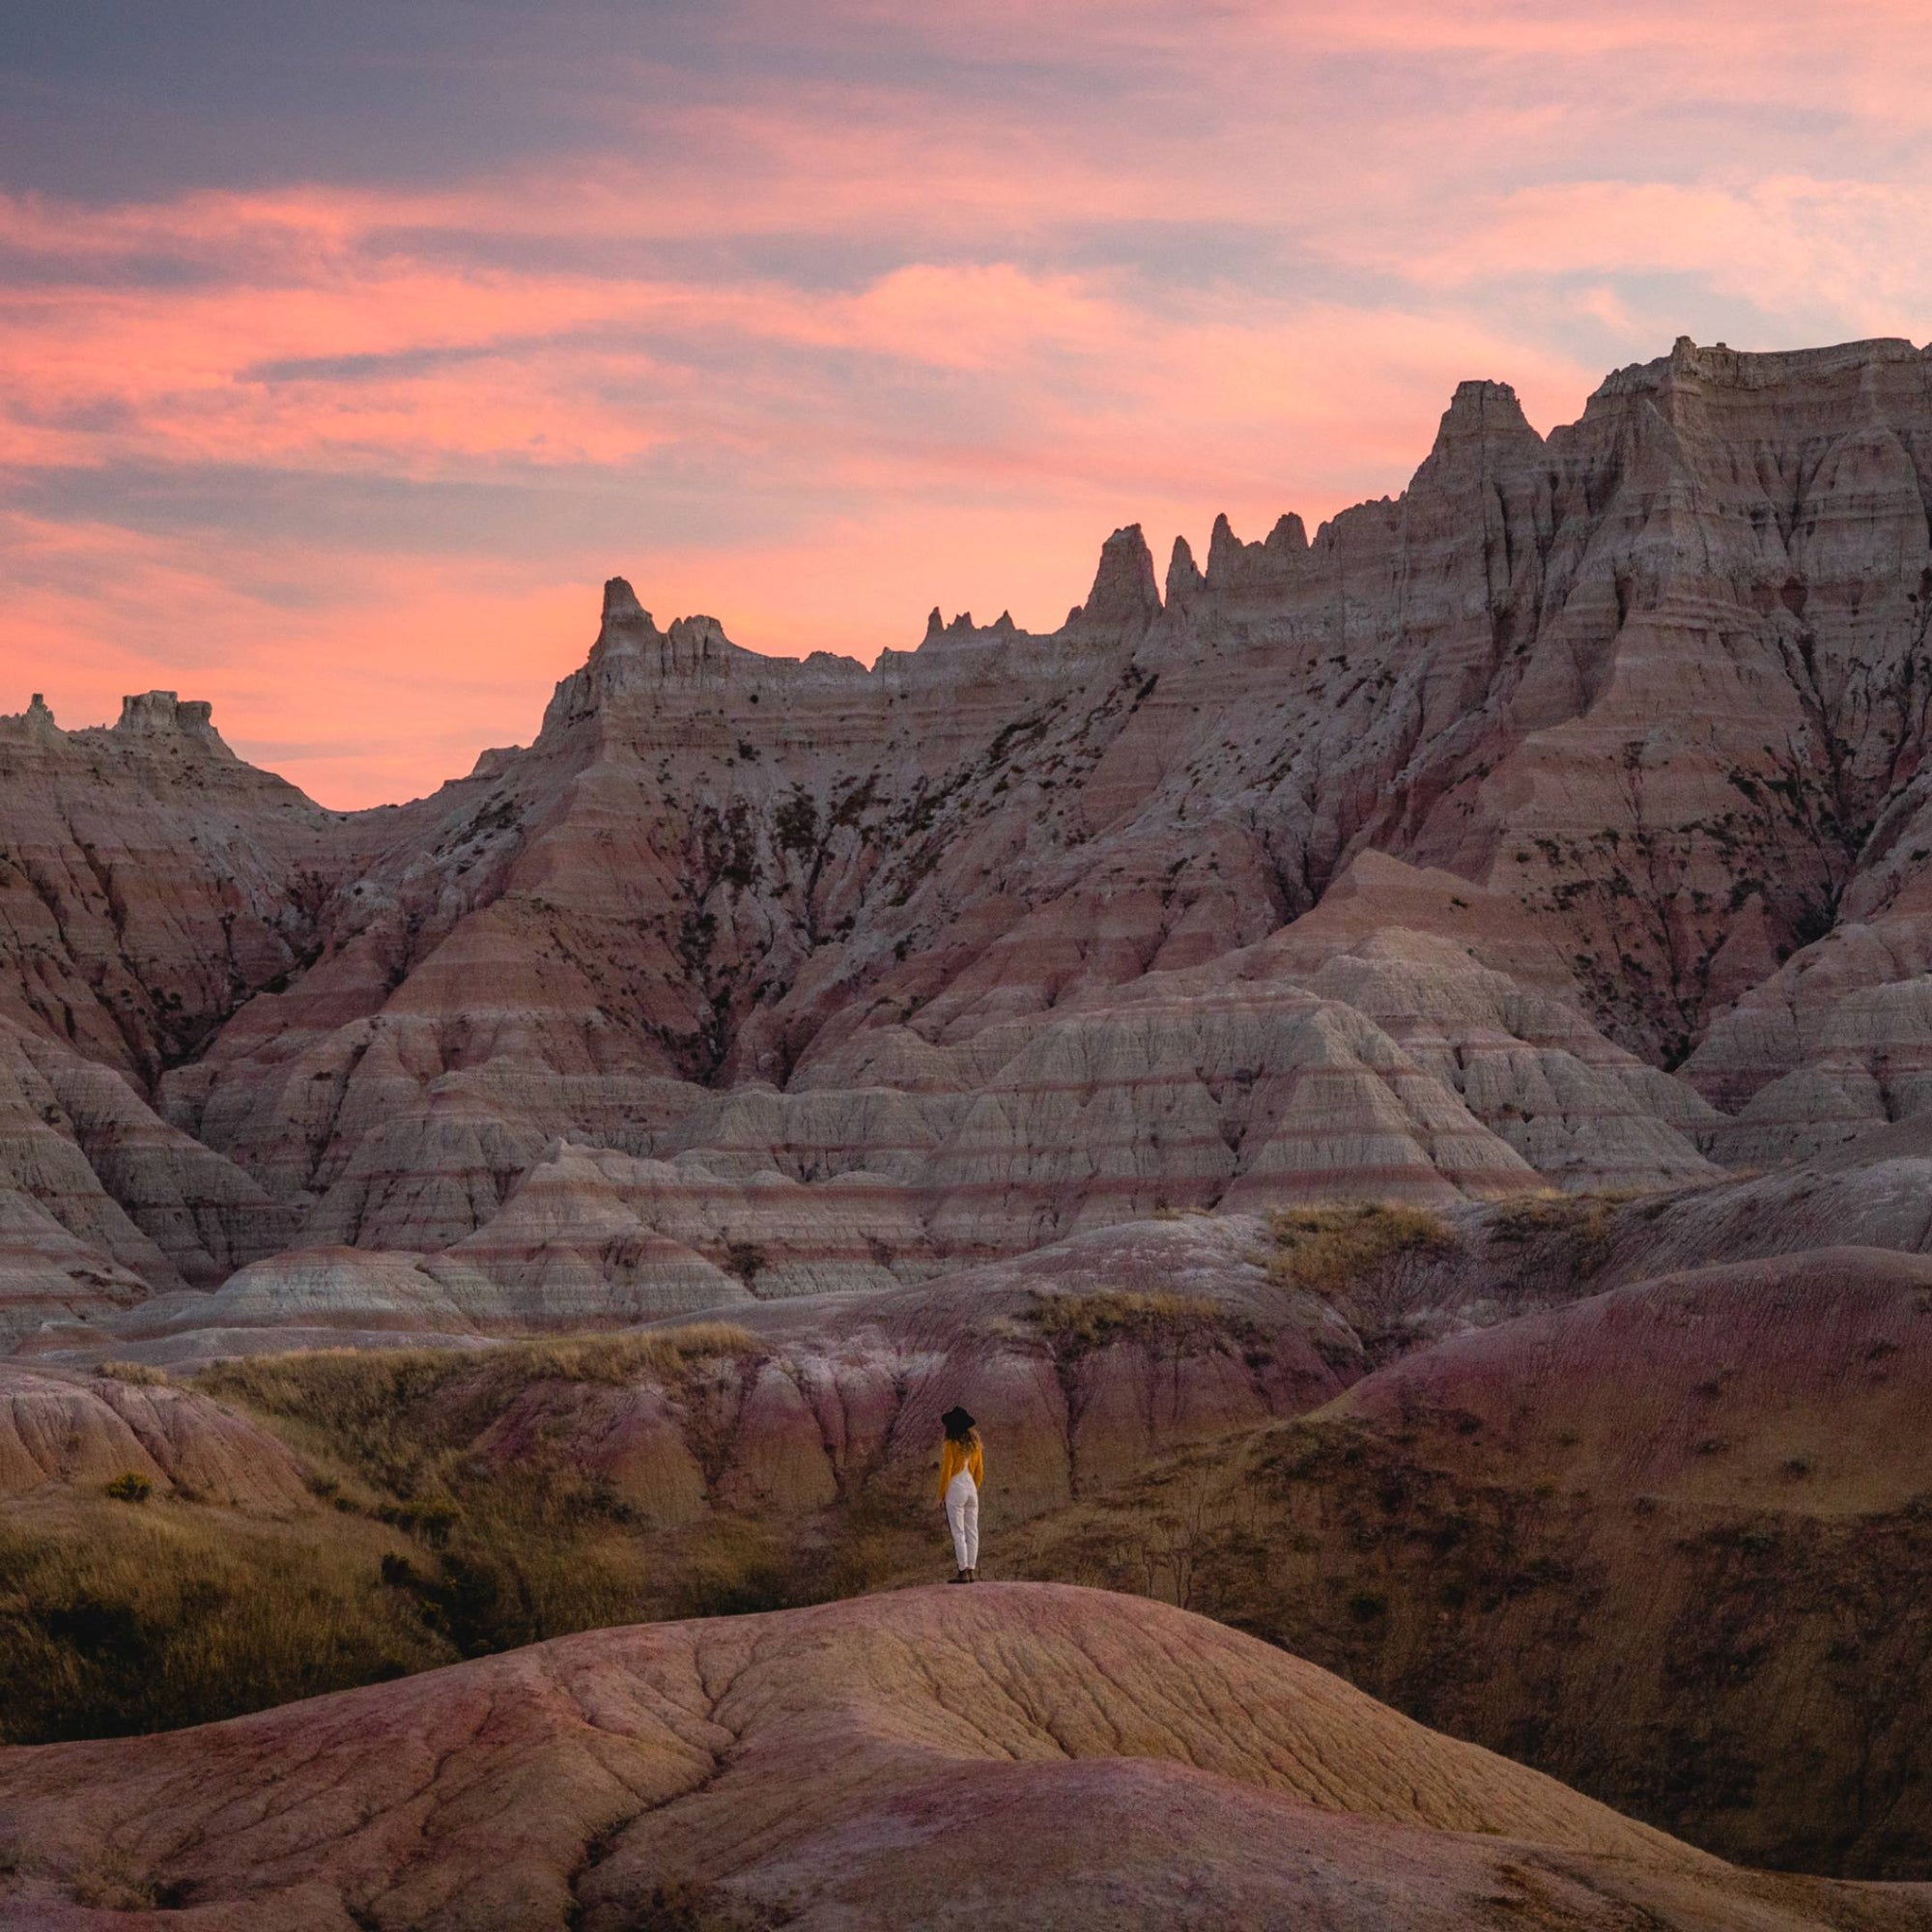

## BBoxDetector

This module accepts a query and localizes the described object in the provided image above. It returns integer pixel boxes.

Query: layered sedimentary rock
[1683,893,1932,1165]
[9,337,1932,1325]
[0,692,337,1083]
[0,1019,291,1342]
[34,1217,1354,1519]
[9,1583,1918,1932]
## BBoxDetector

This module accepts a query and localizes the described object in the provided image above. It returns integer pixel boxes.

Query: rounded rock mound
[2,1583,1919,1928]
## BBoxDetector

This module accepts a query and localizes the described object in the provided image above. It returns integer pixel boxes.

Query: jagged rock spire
[1264,513,1308,555]
[1069,525,1161,635]
[603,577,647,623]
[1207,513,1243,582]
[1201,512,1310,594]
[1166,534,1204,605]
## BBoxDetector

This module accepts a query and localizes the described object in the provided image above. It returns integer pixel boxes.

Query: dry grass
[0,1503,447,1745]
[0,1321,810,1744]
[1265,1205,1461,1297]
[92,1360,169,1385]
[0,1342,786,1744]
[1023,1290,1234,1360]
[1485,1191,1627,1275]
[1487,1191,1585,1238]
[202,1321,758,1413]
[198,1323,761,1498]
[999,1405,1932,1881]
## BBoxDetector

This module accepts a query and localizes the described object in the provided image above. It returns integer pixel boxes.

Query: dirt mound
[1339,1245,1932,1513]
[4,1582,1918,1930]
[1238,1125,1932,1364]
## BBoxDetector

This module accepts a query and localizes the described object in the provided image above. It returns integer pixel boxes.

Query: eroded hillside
[7,334,1932,1349]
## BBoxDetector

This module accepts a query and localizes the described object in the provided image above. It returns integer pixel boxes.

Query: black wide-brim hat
[941,1406,976,1435]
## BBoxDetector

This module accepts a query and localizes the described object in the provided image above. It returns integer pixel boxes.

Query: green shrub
[103,1472,152,1504]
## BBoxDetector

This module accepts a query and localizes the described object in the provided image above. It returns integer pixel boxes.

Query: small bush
[1486,1192,1618,1274]
[378,1496,461,1544]
[103,1473,153,1504]
[1487,1193,1583,1239]
[1265,1205,1460,1297]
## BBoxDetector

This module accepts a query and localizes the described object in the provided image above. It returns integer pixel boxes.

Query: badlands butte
[10,334,1932,1926]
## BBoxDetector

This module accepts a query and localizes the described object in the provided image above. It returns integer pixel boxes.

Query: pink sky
[3,0,1931,806]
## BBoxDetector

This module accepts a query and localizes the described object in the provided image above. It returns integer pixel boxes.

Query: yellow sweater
[937,1435,983,1501]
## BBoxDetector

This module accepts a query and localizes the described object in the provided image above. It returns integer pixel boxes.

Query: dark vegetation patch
[0,1506,445,1745]
[1004,1414,1932,1881]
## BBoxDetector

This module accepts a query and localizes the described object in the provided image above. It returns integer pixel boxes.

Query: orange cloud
[4,0,1931,806]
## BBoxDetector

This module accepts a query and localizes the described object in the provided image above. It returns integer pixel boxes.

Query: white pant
[945,1470,980,1571]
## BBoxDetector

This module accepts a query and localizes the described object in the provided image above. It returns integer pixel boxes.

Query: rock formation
[9,336,1932,1335]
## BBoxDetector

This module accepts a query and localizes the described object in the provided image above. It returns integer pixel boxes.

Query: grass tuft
[1023,1290,1236,1361]
[1265,1205,1460,1296]
[93,1360,169,1385]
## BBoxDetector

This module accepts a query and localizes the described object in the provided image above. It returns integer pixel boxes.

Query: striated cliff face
[9,334,1932,1332]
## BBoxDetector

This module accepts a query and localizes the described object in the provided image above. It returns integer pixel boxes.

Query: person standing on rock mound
[938,1406,983,1583]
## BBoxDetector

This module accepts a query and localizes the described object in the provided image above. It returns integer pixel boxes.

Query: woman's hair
[943,1416,979,1444]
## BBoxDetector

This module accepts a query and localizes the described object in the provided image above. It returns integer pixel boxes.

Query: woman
[937,1405,983,1583]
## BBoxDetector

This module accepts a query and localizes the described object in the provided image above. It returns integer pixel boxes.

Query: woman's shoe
[950,1570,970,1584]
[966,1568,979,1582]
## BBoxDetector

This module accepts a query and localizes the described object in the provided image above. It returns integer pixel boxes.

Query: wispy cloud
[1,0,1929,804]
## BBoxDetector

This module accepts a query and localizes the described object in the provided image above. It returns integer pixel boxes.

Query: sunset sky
[4,1,1931,807]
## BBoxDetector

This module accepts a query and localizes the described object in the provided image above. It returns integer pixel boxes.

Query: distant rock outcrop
[0,1362,312,1507]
